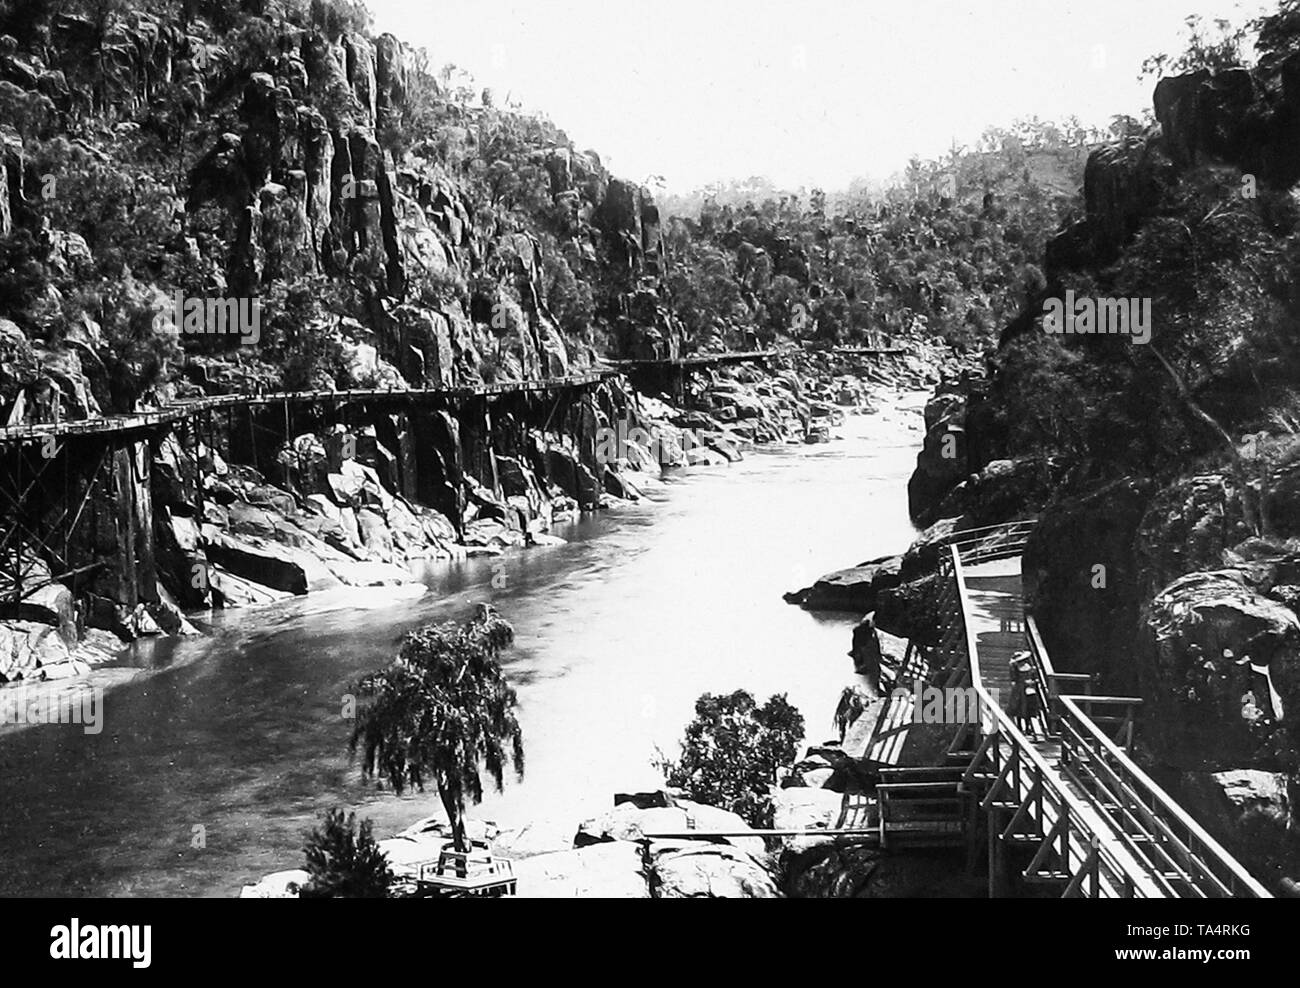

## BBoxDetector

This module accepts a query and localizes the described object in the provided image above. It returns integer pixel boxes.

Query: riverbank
[0,361,934,895]
[1,345,949,698]
[230,385,935,898]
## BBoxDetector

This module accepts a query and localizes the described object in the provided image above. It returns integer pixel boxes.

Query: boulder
[1026,477,1154,692]
[208,564,294,608]
[899,515,976,581]
[650,844,779,898]
[786,554,902,613]
[782,844,883,898]
[513,841,650,898]
[575,798,764,860]
[908,387,969,524]
[203,528,340,595]
[545,447,600,510]
[874,574,941,643]
[1140,569,1300,769]
[239,869,311,899]
[772,787,847,851]
[356,507,396,562]
[0,621,71,682]
[18,581,76,641]
[1181,769,1293,836]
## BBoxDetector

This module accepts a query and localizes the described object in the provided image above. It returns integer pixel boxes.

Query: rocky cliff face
[901,52,1300,885]
[0,3,680,425]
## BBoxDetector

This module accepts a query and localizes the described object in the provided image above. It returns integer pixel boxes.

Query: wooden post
[1089,836,1101,898]
[988,806,1010,898]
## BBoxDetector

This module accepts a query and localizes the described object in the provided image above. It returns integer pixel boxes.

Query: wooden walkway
[946,529,1271,898]
[610,346,908,370]
[607,349,782,369]
[0,370,616,444]
[857,521,1270,897]
[959,557,1165,897]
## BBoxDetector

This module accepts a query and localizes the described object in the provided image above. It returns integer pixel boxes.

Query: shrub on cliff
[301,807,393,899]
[655,690,804,829]
[349,604,524,854]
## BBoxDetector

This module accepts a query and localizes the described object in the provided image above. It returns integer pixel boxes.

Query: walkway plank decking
[862,521,1271,898]
[0,370,618,444]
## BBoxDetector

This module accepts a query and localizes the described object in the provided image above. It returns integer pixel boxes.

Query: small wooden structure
[417,848,517,898]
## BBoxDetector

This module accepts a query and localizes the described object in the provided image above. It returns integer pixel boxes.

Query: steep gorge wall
[0,7,679,427]
[900,58,1300,884]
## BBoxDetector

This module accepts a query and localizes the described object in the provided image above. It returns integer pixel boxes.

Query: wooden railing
[608,349,781,368]
[1053,694,1266,898]
[938,519,1037,564]
[0,370,616,444]
[944,527,1271,898]
[951,549,1151,896]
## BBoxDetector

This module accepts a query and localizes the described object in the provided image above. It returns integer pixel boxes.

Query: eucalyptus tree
[350,605,524,853]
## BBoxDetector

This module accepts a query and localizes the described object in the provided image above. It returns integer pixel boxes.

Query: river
[0,392,924,896]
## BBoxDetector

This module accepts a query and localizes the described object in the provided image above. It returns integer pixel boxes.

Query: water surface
[0,395,924,896]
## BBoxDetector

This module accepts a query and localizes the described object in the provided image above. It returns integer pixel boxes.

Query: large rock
[783,845,982,897]
[933,457,1047,527]
[1181,769,1293,836]
[203,528,341,595]
[1178,769,1297,884]
[1153,68,1263,177]
[650,844,779,898]
[1026,477,1154,692]
[18,582,76,641]
[208,564,294,608]
[1140,569,1300,769]
[513,841,650,898]
[899,515,976,581]
[545,446,600,510]
[782,844,882,897]
[772,787,847,851]
[908,386,970,524]
[239,869,311,899]
[874,574,941,643]
[1046,137,1175,276]
[786,555,902,613]
[575,798,764,861]
[0,621,73,682]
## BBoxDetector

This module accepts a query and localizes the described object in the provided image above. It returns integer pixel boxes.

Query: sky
[366,0,1273,193]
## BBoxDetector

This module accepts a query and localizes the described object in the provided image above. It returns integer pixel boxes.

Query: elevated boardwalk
[610,346,908,370]
[0,370,616,444]
[607,349,782,369]
[863,522,1271,898]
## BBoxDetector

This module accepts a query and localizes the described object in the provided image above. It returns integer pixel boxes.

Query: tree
[301,808,393,899]
[1140,14,1249,80]
[350,605,524,853]
[655,690,804,828]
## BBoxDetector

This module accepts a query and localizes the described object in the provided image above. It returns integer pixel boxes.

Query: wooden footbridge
[0,370,616,615]
[608,345,907,372]
[609,345,907,402]
[863,521,1271,898]
[0,370,616,444]
[607,348,782,370]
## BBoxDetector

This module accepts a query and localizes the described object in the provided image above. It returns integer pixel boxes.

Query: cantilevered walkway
[866,522,1271,898]
[0,370,616,443]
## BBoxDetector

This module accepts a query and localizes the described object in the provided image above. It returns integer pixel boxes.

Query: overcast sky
[367,0,1271,192]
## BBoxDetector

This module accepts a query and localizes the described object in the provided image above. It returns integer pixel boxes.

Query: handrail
[609,349,782,367]
[941,519,1037,549]
[948,537,1271,898]
[950,546,1151,895]
[1056,695,1270,898]
[0,370,617,443]
[1027,616,1260,895]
